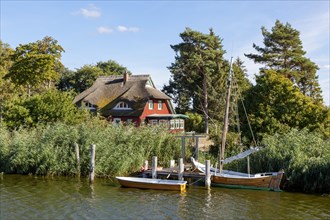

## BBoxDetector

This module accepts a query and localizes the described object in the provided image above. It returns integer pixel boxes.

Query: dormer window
[114,102,131,110]
[83,102,97,110]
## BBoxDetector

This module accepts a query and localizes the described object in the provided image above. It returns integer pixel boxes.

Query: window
[170,120,175,130]
[114,102,131,110]
[158,101,163,110]
[148,100,154,110]
[179,119,184,129]
[113,118,121,125]
[159,120,168,126]
[175,119,180,129]
[83,102,96,110]
[150,120,158,126]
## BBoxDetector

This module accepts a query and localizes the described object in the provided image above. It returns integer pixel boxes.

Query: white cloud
[97,26,113,34]
[323,65,330,70]
[74,4,101,18]
[117,25,140,32]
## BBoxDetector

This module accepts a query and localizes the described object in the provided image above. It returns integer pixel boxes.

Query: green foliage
[184,112,204,133]
[249,129,330,193]
[2,90,89,129]
[164,28,251,134]
[96,60,131,75]
[0,41,18,125]
[57,60,131,93]
[0,121,181,177]
[243,70,329,140]
[0,40,14,79]
[245,20,322,102]
[60,65,104,93]
[6,36,64,96]
[163,28,229,134]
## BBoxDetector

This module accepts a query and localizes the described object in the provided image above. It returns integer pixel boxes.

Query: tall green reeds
[0,120,181,177]
[250,128,330,193]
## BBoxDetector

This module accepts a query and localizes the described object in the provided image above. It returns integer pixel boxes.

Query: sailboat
[192,57,284,191]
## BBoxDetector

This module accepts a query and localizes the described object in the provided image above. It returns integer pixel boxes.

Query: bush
[2,90,89,130]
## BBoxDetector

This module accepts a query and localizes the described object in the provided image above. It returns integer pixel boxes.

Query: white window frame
[114,102,131,110]
[179,119,184,129]
[150,119,158,126]
[170,120,175,130]
[148,100,154,110]
[159,120,168,126]
[83,102,96,110]
[175,119,180,129]
[113,118,121,125]
[158,101,163,110]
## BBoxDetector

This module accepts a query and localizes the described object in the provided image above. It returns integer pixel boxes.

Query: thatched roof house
[74,72,187,130]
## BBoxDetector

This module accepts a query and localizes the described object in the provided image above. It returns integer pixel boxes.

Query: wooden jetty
[142,157,209,188]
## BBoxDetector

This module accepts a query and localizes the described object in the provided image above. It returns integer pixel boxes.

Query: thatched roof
[73,74,173,117]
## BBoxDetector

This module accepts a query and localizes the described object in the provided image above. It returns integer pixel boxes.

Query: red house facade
[73,72,187,132]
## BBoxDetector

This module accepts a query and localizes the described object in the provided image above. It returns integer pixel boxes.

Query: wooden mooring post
[195,136,199,161]
[74,143,80,177]
[170,160,175,168]
[181,137,186,163]
[89,144,96,184]
[152,156,157,179]
[205,160,211,189]
[178,158,184,181]
[142,160,148,178]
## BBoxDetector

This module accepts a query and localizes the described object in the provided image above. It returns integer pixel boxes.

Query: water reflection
[1,175,329,220]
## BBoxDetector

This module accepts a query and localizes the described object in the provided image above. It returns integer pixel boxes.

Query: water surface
[1,175,329,219]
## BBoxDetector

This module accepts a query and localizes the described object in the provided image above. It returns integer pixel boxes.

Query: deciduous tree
[6,36,64,96]
[57,60,130,93]
[243,70,329,139]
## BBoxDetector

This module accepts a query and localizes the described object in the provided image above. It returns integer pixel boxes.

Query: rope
[189,178,204,186]
[232,74,257,147]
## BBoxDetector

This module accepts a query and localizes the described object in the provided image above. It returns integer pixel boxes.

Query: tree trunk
[0,88,3,126]
[203,72,209,134]
[28,84,31,97]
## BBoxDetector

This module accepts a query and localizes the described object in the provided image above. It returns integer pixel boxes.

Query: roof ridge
[97,74,150,78]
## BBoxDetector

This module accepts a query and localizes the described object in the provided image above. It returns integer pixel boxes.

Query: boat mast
[219,57,234,174]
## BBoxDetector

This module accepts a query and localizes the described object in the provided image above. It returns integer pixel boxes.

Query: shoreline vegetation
[1,21,329,194]
[0,121,329,194]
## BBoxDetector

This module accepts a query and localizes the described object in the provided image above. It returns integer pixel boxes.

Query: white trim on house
[83,101,97,110]
[113,118,121,124]
[114,102,132,110]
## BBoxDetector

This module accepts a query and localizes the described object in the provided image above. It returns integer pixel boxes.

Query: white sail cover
[221,146,263,164]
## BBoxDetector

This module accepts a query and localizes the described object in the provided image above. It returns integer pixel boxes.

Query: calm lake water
[1,174,329,220]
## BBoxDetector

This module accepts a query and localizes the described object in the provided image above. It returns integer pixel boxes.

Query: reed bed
[0,120,181,177]
[225,128,330,193]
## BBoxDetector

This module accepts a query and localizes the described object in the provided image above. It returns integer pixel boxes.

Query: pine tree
[163,28,228,134]
[245,20,322,102]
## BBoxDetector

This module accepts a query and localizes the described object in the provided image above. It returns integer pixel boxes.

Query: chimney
[123,71,129,85]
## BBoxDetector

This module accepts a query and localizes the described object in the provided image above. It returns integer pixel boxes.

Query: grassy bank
[0,120,181,177]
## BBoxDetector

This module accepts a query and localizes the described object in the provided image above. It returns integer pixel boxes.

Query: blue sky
[1,1,329,105]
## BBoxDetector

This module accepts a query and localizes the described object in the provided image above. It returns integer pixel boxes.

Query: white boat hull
[116,177,187,191]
